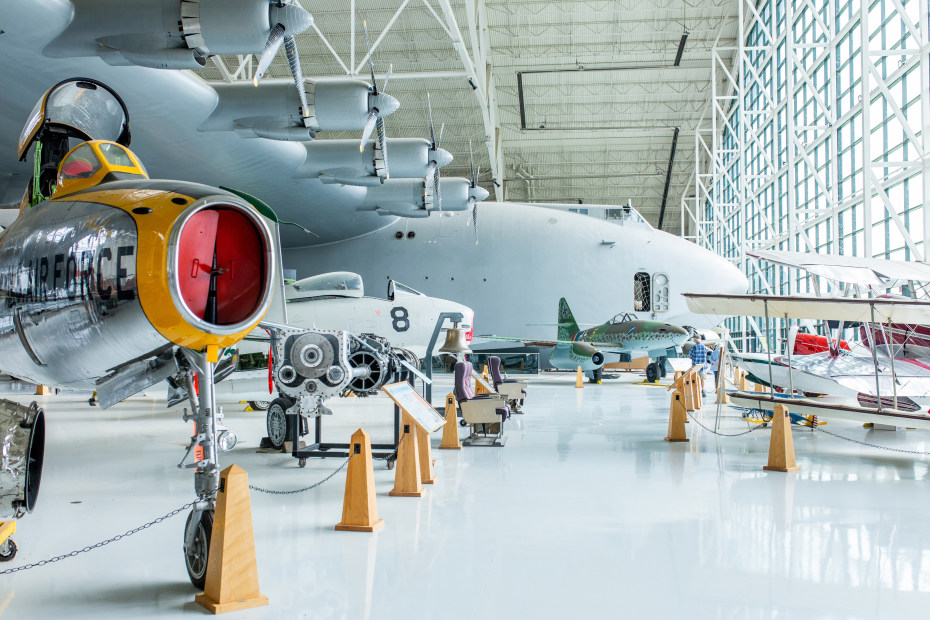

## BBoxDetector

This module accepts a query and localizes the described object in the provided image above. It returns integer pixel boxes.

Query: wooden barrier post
[575,366,584,389]
[336,429,384,532]
[754,381,765,393]
[681,374,695,411]
[694,373,704,409]
[389,413,423,497]
[34,385,51,396]
[416,419,436,484]
[664,390,689,442]
[439,393,462,450]
[763,404,800,473]
[195,465,268,614]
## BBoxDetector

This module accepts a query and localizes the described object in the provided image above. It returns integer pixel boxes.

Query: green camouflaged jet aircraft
[484,298,689,383]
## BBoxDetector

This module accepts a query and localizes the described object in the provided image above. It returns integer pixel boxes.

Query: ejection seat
[488,356,527,413]
[454,361,509,446]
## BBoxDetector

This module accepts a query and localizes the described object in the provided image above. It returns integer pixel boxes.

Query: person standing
[709,344,721,390]
[689,336,708,397]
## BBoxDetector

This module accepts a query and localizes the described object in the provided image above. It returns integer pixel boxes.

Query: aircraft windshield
[58,144,102,182]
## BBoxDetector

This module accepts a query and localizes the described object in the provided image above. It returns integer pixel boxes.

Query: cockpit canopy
[610,312,638,324]
[18,78,130,162]
[286,272,365,301]
[55,140,148,197]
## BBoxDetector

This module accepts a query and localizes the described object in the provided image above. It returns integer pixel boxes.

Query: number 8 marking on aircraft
[391,307,410,332]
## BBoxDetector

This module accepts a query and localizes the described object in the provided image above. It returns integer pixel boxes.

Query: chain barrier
[0,501,195,575]
[685,409,769,437]
[812,426,930,456]
[249,456,352,495]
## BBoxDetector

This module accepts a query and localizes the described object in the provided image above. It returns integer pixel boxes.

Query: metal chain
[249,456,352,495]
[0,501,195,575]
[812,426,930,456]
[685,409,768,437]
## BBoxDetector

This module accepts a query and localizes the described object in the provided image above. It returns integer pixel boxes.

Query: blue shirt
[709,347,720,367]
[689,342,707,367]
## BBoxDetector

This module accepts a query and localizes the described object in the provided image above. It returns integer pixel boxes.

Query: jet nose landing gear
[177,348,222,589]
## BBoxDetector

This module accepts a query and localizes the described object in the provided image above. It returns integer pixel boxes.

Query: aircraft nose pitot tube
[0,400,45,519]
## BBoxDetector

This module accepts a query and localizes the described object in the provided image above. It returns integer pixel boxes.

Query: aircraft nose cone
[374,93,400,117]
[670,324,688,336]
[720,259,748,294]
[471,186,490,202]
[432,148,453,168]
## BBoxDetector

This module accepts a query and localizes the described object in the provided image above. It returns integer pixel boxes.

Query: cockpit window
[98,142,135,168]
[59,144,102,181]
[633,272,651,312]
[611,312,637,324]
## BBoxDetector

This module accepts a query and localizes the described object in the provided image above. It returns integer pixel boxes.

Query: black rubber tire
[265,398,295,450]
[589,367,603,383]
[184,510,213,590]
[459,419,467,427]
[299,459,307,468]
[0,538,17,562]
[646,363,659,383]
[248,400,271,411]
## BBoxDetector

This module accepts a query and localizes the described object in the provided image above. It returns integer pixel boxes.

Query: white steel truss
[681,0,930,352]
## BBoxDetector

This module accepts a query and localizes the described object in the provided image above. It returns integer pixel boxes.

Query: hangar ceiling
[195,0,740,233]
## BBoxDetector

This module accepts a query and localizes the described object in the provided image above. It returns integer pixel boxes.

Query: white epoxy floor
[3,373,930,619]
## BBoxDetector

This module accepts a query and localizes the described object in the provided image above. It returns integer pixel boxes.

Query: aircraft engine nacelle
[0,401,45,520]
[0,186,276,391]
[199,79,383,139]
[46,0,306,69]
[359,178,478,218]
[298,139,440,185]
[549,342,605,371]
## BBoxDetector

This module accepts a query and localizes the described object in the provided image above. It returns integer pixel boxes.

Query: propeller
[358,20,397,180]
[253,1,314,127]
[466,142,489,244]
[424,93,452,214]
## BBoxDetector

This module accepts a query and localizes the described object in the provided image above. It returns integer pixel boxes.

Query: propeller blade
[360,110,377,151]
[468,140,476,187]
[470,199,478,244]
[376,115,389,179]
[427,93,436,147]
[363,20,378,95]
[283,36,310,126]
[382,64,393,93]
[434,165,441,214]
[438,123,445,148]
[425,161,436,194]
[254,23,286,86]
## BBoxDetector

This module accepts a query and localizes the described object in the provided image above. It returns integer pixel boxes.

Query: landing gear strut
[177,349,222,590]
[589,367,603,384]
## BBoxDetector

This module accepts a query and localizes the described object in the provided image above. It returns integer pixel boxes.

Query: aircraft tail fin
[557,297,580,341]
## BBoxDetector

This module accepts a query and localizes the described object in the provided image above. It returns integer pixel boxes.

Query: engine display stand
[289,389,407,468]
